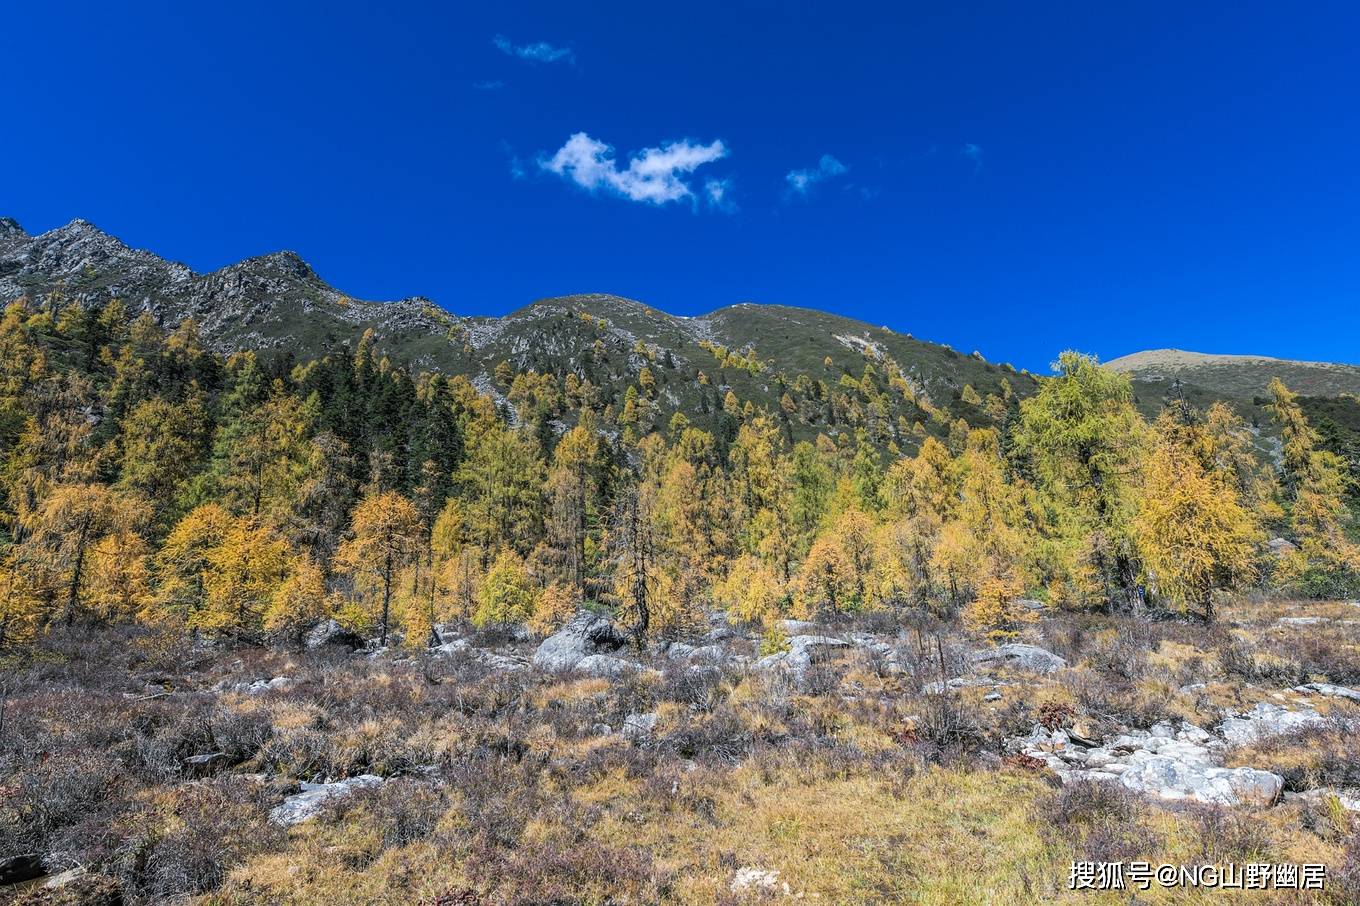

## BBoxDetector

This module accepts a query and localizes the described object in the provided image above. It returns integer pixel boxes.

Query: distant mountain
[0,217,1038,445]
[1107,349,1360,400]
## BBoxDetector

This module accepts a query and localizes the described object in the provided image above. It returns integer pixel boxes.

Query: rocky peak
[0,217,25,239]
[226,250,320,284]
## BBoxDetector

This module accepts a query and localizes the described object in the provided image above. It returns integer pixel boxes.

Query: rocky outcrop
[622,712,659,739]
[1218,702,1324,745]
[972,643,1067,674]
[575,654,645,678]
[1010,720,1283,806]
[1294,682,1360,702]
[532,611,628,673]
[304,619,363,650]
[434,637,530,672]
[232,676,294,696]
[269,775,384,826]
[756,635,851,690]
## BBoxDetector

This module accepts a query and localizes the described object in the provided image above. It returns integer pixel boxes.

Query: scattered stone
[778,619,819,635]
[1267,537,1298,555]
[622,712,659,739]
[183,751,228,776]
[1017,598,1047,612]
[983,691,1002,702]
[1218,702,1324,746]
[1277,616,1326,626]
[304,618,363,650]
[731,867,782,894]
[1294,682,1360,702]
[972,643,1067,674]
[1008,720,1286,807]
[532,611,628,673]
[269,775,384,826]
[236,676,294,696]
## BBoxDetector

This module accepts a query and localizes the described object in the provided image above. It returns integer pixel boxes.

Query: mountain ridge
[0,217,1043,447]
[1108,347,1360,400]
[5,215,1358,448]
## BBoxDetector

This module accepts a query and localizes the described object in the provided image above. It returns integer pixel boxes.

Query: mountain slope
[0,217,1038,444]
[1107,348,1360,400]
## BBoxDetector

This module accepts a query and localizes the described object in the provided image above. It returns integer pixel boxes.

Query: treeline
[0,298,1357,655]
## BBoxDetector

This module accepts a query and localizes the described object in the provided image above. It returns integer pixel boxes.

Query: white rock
[532,611,628,673]
[731,867,781,893]
[1295,682,1360,702]
[972,643,1067,674]
[236,676,293,695]
[575,654,645,678]
[269,775,384,826]
[1219,703,1324,746]
[622,712,659,739]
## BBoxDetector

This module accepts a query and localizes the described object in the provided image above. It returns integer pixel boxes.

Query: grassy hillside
[1108,349,1360,399]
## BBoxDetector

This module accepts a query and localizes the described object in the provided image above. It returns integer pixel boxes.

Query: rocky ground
[3,598,1360,903]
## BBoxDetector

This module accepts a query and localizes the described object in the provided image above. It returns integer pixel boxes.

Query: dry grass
[5,606,1358,905]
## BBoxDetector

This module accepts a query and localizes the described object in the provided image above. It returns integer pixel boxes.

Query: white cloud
[961,143,983,169]
[705,178,737,212]
[785,154,848,196]
[540,132,730,207]
[494,34,575,65]
[473,79,506,91]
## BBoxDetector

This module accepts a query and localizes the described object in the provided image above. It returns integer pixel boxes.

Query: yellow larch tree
[1133,411,1261,620]
[335,491,423,646]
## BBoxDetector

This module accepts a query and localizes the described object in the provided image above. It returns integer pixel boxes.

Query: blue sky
[5,0,1358,372]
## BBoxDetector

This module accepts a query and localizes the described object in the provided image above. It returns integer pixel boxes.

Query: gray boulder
[532,611,628,673]
[622,712,660,739]
[665,641,697,661]
[236,676,294,695]
[756,635,851,689]
[304,619,363,650]
[575,654,645,678]
[1267,537,1299,555]
[972,643,1067,674]
[268,775,384,826]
